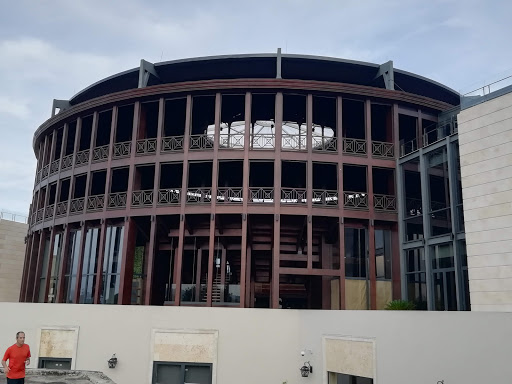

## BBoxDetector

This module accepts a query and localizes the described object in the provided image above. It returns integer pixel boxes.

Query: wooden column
[144,216,158,305]
[30,230,47,302]
[337,96,346,310]
[272,92,283,309]
[366,100,377,310]
[118,218,136,304]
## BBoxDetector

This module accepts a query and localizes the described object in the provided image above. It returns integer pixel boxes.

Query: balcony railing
[87,195,105,212]
[250,133,275,149]
[281,188,307,204]
[372,141,394,158]
[92,145,109,162]
[113,141,132,159]
[281,134,307,151]
[219,133,244,149]
[36,209,44,223]
[186,188,212,204]
[374,194,397,212]
[189,134,213,150]
[423,121,457,147]
[312,190,338,206]
[50,160,60,176]
[41,164,50,180]
[157,189,181,206]
[35,170,41,185]
[44,205,54,221]
[55,201,68,217]
[70,198,85,215]
[161,136,184,152]
[107,192,127,209]
[61,154,73,171]
[132,190,154,207]
[75,149,90,167]
[216,187,243,204]
[312,137,337,152]
[248,188,274,203]
[343,138,367,156]
[344,192,368,210]
[135,139,156,156]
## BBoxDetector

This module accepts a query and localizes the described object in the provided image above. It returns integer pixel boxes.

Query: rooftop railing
[0,211,29,224]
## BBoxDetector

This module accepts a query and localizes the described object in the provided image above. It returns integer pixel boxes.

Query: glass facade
[64,230,82,303]
[79,227,100,304]
[101,225,124,304]
[399,121,469,311]
[47,233,63,303]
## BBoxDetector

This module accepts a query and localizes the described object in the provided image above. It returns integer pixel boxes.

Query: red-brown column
[366,100,377,310]
[306,94,313,271]
[73,223,88,303]
[118,218,136,305]
[93,220,108,304]
[144,216,157,305]
[240,91,251,308]
[43,227,57,302]
[31,230,47,302]
[337,96,346,309]
[56,225,70,303]
[272,92,283,309]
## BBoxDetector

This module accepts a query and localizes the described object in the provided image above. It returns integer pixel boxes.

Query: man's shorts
[7,378,25,384]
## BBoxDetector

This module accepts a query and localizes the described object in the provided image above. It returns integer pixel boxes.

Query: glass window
[64,230,81,303]
[37,236,51,303]
[79,228,100,304]
[405,248,427,309]
[431,243,454,269]
[403,158,424,241]
[101,226,124,304]
[345,228,367,278]
[328,372,373,384]
[427,148,452,236]
[375,229,392,279]
[132,246,145,305]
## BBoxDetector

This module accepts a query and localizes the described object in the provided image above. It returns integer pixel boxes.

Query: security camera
[301,351,305,356]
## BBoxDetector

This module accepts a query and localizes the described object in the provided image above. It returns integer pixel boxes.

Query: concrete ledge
[0,369,115,384]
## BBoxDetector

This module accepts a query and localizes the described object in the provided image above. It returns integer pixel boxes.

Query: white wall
[0,219,27,302]
[458,90,512,311]
[0,303,511,384]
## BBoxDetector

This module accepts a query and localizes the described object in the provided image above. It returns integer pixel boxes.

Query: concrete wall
[0,303,511,384]
[458,90,512,311]
[0,219,27,302]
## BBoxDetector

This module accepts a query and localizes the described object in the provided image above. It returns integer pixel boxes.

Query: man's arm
[1,358,10,375]
[25,357,30,366]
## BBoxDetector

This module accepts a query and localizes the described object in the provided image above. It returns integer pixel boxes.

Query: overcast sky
[1,0,511,215]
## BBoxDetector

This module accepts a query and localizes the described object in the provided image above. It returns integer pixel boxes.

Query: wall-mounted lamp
[300,361,313,377]
[108,354,118,369]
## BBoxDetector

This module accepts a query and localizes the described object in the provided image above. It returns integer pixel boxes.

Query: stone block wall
[0,219,27,302]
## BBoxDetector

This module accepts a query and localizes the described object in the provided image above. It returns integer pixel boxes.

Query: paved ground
[1,369,115,384]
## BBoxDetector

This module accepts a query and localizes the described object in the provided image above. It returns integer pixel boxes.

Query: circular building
[21,53,459,310]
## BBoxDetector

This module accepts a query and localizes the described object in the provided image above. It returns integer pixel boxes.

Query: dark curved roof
[69,53,460,106]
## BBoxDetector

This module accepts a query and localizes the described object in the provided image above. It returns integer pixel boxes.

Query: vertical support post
[419,148,433,310]
[93,220,108,304]
[195,248,202,302]
[240,216,248,308]
[73,223,88,304]
[66,118,82,220]
[118,218,136,304]
[103,106,118,214]
[272,92,283,308]
[144,216,158,305]
[337,96,346,309]
[23,232,37,302]
[31,230,47,302]
[43,227,57,302]
[240,92,251,308]
[152,98,164,209]
[417,110,423,148]
[306,94,313,271]
[55,225,70,303]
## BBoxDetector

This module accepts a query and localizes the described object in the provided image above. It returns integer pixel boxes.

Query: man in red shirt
[2,331,31,384]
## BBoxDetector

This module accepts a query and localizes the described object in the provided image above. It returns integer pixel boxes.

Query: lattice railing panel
[157,189,181,205]
[107,192,127,209]
[343,138,367,156]
[248,188,274,203]
[75,150,90,167]
[281,134,307,151]
[70,198,85,215]
[136,139,156,156]
[132,190,154,207]
[55,201,68,217]
[216,188,243,204]
[61,154,73,171]
[189,135,214,150]
[250,134,275,149]
[113,141,132,159]
[372,141,395,158]
[92,145,109,162]
[41,165,50,180]
[312,190,338,206]
[219,134,244,149]
[44,205,54,220]
[186,188,212,204]
[281,188,307,204]
[87,195,105,212]
[312,137,338,152]
[161,136,184,152]
[36,208,44,223]
[50,160,60,176]
[344,191,369,209]
[374,194,397,212]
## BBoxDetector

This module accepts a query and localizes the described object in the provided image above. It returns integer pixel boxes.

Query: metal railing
[61,154,73,171]
[92,145,109,162]
[55,201,68,217]
[281,188,307,204]
[216,187,243,204]
[41,164,50,180]
[312,190,338,206]
[374,194,397,212]
[250,133,275,149]
[44,205,55,221]
[281,134,307,151]
[132,190,154,207]
[423,121,457,147]
[189,134,213,150]
[107,192,127,209]
[70,198,85,214]
[50,160,60,175]
[186,188,212,204]
[344,191,368,209]
[312,137,337,152]
[36,209,44,223]
[372,141,394,158]
[75,149,90,167]
[219,133,244,149]
[157,189,181,205]
[135,139,156,156]
[343,138,367,156]
[248,188,274,203]
[0,211,28,224]
[86,195,105,212]
[113,141,132,159]
[161,136,184,152]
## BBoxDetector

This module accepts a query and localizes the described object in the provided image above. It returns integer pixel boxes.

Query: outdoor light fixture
[108,354,118,368]
[300,362,313,377]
